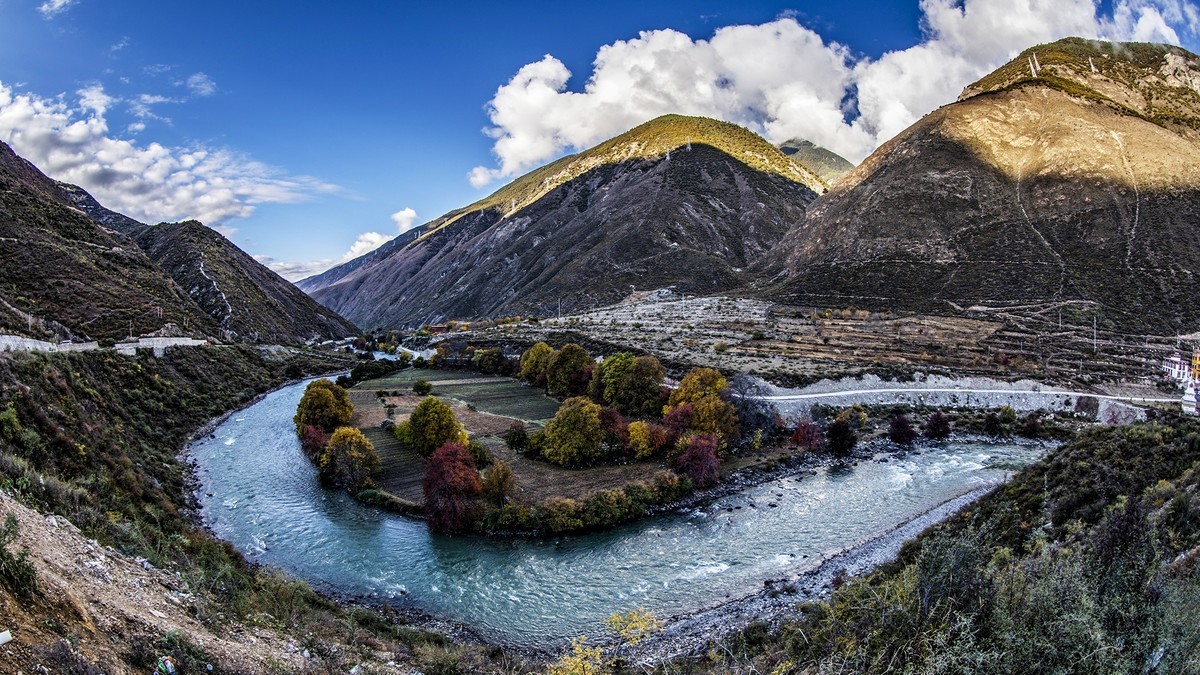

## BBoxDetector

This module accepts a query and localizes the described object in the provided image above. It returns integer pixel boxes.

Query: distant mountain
[763,38,1200,333]
[777,138,855,184]
[0,141,220,341]
[0,140,357,343]
[134,221,358,343]
[306,115,824,328]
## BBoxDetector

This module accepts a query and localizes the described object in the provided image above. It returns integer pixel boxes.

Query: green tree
[397,396,467,457]
[618,355,666,417]
[293,379,353,434]
[318,427,380,491]
[592,352,634,405]
[412,379,432,395]
[518,342,555,384]
[546,343,592,397]
[543,397,605,466]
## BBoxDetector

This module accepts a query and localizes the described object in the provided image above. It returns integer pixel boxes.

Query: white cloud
[470,0,1200,184]
[37,0,77,18]
[186,72,217,97]
[0,81,337,227]
[259,231,393,281]
[390,207,418,233]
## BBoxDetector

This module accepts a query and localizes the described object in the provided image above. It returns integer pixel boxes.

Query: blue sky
[1,0,1197,279]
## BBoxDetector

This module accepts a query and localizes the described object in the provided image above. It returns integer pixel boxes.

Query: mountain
[134,221,359,343]
[763,38,1200,334]
[0,140,357,343]
[0,141,221,341]
[305,115,825,328]
[777,138,855,184]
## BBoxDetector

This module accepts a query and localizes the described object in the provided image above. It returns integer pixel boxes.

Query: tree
[826,418,857,456]
[543,397,605,466]
[792,419,824,450]
[481,459,516,506]
[728,373,774,438]
[674,434,721,488]
[889,414,917,445]
[398,396,467,457]
[298,424,330,460]
[472,348,505,375]
[618,355,666,417]
[518,342,555,385]
[628,421,668,460]
[666,367,728,409]
[412,379,432,395]
[598,407,629,453]
[423,442,482,534]
[318,427,380,491]
[591,352,634,405]
[689,395,740,443]
[925,411,952,440]
[503,422,529,454]
[546,343,592,397]
[293,379,353,435]
[662,403,694,441]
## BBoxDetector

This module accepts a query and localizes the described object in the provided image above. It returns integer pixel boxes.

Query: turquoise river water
[190,378,1042,645]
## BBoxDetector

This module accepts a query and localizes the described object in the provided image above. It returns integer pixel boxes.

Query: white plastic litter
[0,629,12,646]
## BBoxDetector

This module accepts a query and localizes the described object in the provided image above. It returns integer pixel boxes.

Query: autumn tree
[546,343,593,397]
[318,427,380,491]
[543,397,605,466]
[396,396,467,457]
[667,367,727,409]
[518,342,555,385]
[481,459,516,506]
[628,421,668,460]
[674,434,722,488]
[293,379,353,435]
[616,355,666,417]
[591,352,634,405]
[423,442,482,534]
[792,419,824,450]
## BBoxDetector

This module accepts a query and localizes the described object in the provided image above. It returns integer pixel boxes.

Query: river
[190,378,1043,646]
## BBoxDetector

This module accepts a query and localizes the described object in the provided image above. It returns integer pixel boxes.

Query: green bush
[0,515,36,598]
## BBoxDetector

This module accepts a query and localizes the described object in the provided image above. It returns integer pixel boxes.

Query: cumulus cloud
[264,208,421,281]
[37,0,77,18]
[0,81,337,227]
[470,0,1200,184]
[390,207,418,233]
[186,72,217,97]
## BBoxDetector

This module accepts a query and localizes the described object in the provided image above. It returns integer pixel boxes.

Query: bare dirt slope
[0,491,388,674]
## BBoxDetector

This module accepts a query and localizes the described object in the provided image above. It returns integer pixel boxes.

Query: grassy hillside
[690,416,1200,673]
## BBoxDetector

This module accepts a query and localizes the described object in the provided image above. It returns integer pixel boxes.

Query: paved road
[760,386,1177,404]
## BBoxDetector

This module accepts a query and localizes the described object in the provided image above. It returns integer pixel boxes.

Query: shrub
[317,427,380,491]
[298,424,330,460]
[399,397,467,457]
[826,419,857,456]
[543,397,605,466]
[481,459,515,506]
[792,419,824,449]
[423,443,482,534]
[543,497,584,533]
[888,414,917,445]
[674,434,722,488]
[0,515,36,598]
[502,422,529,453]
[925,411,952,440]
[413,379,432,395]
[1020,413,1044,438]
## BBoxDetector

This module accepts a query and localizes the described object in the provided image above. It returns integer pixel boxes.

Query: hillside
[134,221,358,343]
[0,141,221,342]
[763,38,1200,334]
[777,138,855,183]
[306,115,822,328]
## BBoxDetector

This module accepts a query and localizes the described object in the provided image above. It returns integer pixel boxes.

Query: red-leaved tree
[423,442,482,534]
[674,433,722,489]
[299,424,330,460]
